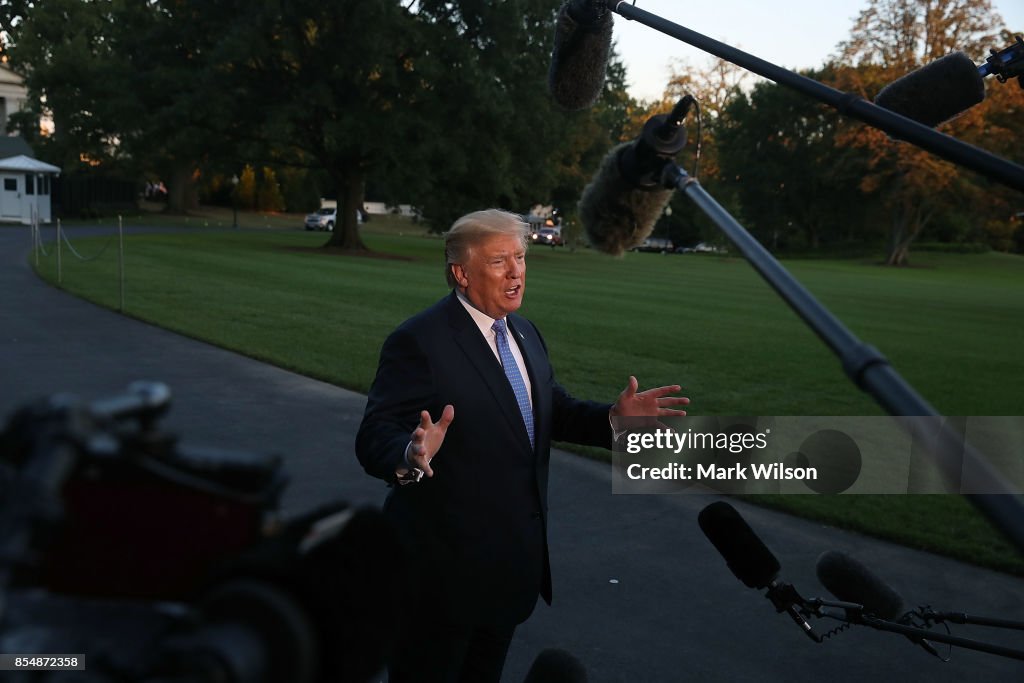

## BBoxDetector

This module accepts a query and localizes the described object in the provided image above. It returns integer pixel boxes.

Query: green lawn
[31,212,1024,573]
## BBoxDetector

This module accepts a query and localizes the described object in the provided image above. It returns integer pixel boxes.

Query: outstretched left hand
[610,376,689,418]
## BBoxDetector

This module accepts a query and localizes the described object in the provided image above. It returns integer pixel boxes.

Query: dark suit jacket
[356,292,612,626]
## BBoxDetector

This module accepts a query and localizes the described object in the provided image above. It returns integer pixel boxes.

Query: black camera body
[0,383,401,682]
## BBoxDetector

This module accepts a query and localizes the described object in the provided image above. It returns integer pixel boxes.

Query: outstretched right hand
[407,404,455,477]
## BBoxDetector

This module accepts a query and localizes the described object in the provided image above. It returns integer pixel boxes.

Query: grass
[28,211,1024,574]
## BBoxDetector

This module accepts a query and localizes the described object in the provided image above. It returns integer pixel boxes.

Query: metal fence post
[56,218,62,285]
[118,215,125,313]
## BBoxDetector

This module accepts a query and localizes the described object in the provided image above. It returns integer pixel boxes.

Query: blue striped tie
[492,319,535,448]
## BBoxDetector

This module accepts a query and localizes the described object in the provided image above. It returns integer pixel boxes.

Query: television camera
[0,382,401,682]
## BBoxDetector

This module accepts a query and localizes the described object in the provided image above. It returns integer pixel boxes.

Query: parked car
[305,208,337,231]
[676,242,727,254]
[632,237,674,253]
[531,227,563,247]
[304,208,363,231]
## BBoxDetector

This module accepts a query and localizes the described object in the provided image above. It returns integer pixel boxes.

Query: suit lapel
[445,294,534,454]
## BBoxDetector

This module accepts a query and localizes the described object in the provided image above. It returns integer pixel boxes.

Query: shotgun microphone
[816,550,941,657]
[548,1,614,110]
[815,550,905,620]
[874,36,1024,127]
[578,97,694,255]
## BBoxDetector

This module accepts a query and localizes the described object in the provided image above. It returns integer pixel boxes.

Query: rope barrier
[32,222,49,257]
[59,226,115,262]
[33,215,128,310]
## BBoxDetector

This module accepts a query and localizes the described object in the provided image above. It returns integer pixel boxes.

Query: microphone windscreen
[523,648,588,683]
[579,142,673,256]
[816,550,905,620]
[548,2,613,110]
[874,52,985,128]
[698,501,781,589]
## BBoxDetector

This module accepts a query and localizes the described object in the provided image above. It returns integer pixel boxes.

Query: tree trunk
[806,222,819,250]
[886,209,909,265]
[324,169,368,251]
[887,241,911,266]
[886,200,933,266]
[165,161,198,214]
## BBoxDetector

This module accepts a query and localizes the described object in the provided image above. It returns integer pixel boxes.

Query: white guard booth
[0,154,60,224]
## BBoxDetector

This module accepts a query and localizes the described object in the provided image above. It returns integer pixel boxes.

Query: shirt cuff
[609,412,628,441]
[396,441,424,485]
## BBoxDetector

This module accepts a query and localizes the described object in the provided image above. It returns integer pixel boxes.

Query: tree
[234,165,257,210]
[235,0,634,243]
[4,0,636,244]
[410,0,624,233]
[946,30,1024,252]
[212,0,443,249]
[838,0,1003,68]
[3,0,247,213]
[836,0,1008,264]
[103,0,240,213]
[717,71,871,252]
[1,0,123,169]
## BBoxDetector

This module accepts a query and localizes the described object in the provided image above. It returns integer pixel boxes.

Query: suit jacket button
[531,511,542,520]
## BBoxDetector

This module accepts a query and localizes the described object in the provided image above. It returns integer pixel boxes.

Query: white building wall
[0,64,27,134]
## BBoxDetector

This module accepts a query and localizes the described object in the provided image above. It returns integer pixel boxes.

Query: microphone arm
[659,157,1024,552]
[979,34,1024,83]
[856,614,1024,662]
[806,597,1024,660]
[604,1,1024,193]
[921,608,1024,631]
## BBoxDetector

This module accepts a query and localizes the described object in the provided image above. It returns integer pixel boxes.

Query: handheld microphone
[578,97,694,255]
[874,37,1024,127]
[548,1,614,110]
[522,648,588,683]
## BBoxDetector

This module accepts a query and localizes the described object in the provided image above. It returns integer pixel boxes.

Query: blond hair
[443,209,529,288]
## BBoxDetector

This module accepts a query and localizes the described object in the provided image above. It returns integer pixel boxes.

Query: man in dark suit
[356,209,688,682]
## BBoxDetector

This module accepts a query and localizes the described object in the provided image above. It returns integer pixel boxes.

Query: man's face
[453,233,527,319]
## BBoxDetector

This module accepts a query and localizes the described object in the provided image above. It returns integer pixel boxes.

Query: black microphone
[815,550,905,620]
[698,501,780,589]
[816,550,944,657]
[522,648,588,683]
[548,1,614,110]
[578,97,693,255]
[874,52,985,128]
[699,501,820,641]
[874,37,1024,127]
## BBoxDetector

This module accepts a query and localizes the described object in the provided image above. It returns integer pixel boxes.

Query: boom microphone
[815,550,905,620]
[548,1,614,110]
[523,648,588,683]
[874,37,1024,127]
[698,501,781,589]
[579,97,693,255]
[874,53,985,128]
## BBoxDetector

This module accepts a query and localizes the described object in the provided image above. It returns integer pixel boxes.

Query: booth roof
[0,154,61,174]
